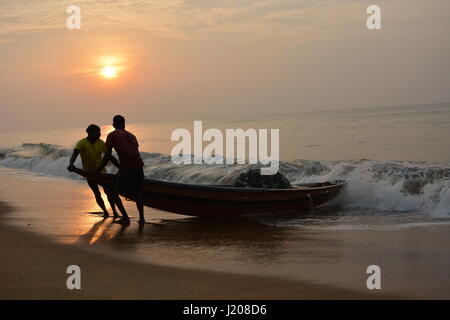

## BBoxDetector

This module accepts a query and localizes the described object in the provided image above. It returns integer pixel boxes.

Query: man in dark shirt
[97,115,145,224]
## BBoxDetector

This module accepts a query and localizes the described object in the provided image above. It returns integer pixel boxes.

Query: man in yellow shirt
[68,124,123,218]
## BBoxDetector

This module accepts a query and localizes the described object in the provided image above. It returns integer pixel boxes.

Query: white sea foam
[1,143,449,217]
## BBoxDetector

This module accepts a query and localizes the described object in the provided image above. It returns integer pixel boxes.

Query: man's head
[113,115,125,130]
[86,124,101,140]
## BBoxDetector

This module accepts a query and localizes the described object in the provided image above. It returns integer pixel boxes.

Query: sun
[101,66,118,79]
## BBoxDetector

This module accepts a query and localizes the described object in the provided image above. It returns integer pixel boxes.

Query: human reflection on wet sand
[74,205,348,277]
[76,218,129,245]
[76,216,296,264]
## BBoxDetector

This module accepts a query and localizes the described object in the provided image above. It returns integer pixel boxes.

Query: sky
[1,0,449,132]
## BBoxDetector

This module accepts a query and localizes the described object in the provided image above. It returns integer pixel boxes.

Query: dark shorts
[115,168,144,196]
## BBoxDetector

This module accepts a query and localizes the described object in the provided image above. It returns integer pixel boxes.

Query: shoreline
[0,201,391,299]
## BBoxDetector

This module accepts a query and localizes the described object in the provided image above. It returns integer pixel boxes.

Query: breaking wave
[1,143,449,217]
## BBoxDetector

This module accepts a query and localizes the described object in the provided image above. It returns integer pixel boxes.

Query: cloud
[1,0,449,43]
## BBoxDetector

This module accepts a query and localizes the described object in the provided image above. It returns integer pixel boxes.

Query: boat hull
[72,168,345,218]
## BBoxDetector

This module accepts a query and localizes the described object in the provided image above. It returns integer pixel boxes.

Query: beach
[0,201,391,300]
[1,168,449,299]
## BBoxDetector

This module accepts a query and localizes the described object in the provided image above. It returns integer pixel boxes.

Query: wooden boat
[72,168,345,218]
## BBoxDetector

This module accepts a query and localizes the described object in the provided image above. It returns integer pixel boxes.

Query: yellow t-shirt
[75,138,106,171]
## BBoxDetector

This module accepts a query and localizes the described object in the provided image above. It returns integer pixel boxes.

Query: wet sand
[0,201,392,299]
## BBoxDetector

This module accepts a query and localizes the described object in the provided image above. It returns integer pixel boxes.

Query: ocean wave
[1,143,449,217]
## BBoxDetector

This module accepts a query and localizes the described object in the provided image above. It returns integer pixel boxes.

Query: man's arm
[109,154,121,169]
[97,145,113,173]
[67,149,80,171]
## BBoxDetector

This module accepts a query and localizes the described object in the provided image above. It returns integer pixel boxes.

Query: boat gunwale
[97,172,346,193]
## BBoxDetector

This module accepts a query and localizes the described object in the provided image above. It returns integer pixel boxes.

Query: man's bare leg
[87,180,109,217]
[111,192,130,224]
[136,192,145,224]
[105,188,121,218]
[110,201,119,217]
